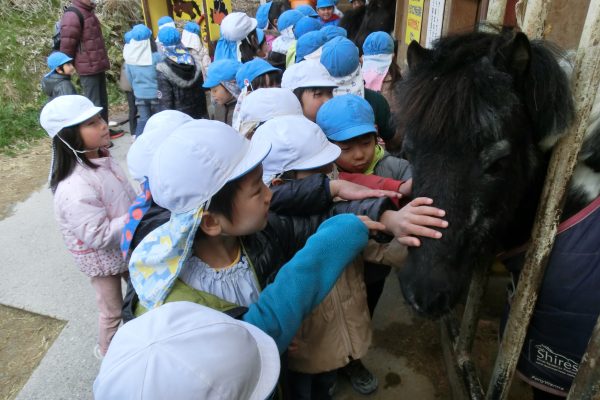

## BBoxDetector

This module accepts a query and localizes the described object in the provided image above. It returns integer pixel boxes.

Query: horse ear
[407,40,432,71]
[494,32,531,77]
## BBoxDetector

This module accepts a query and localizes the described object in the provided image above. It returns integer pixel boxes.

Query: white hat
[149,119,271,213]
[127,110,193,182]
[220,12,258,42]
[281,59,337,91]
[40,95,103,138]
[238,88,304,136]
[254,115,341,183]
[93,302,280,400]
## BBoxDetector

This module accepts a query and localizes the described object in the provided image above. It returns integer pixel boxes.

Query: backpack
[52,6,84,51]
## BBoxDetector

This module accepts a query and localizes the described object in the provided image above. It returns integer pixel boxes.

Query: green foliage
[0,0,141,154]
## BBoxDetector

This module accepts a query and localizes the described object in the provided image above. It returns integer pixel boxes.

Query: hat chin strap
[57,135,100,165]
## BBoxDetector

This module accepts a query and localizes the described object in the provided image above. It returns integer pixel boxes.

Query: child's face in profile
[300,88,333,122]
[220,165,272,236]
[332,133,376,173]
[210,84,234,105]
[59,62,75,76]
[317,6,334,21]
[79,114,110,150]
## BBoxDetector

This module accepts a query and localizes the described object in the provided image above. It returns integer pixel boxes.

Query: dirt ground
[0,306,65,400]
[0,139,52,221]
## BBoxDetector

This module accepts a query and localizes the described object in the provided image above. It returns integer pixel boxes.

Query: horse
[339,0,395,52]
[392,28,600,318]
[172,0,202,20]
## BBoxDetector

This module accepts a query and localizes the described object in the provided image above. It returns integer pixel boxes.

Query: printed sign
[405,0,425,45]
[425,0,445,48]
[170,0,231,43]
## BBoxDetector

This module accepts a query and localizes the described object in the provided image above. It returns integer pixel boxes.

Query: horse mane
[394,28,574,149]
[339,6,366,43]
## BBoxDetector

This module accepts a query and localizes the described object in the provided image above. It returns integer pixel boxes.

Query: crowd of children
[40,2,435,399]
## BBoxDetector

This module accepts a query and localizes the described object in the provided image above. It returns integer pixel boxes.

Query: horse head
[394,29,575,318]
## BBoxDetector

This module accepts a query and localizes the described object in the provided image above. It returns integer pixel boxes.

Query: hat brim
[202,78,220,88]
[288,78,337,91]
[228,135,272,182]
[291,141,341,171]
[64,106,104,129]
[326,123,377,142]
[239,321,281,400]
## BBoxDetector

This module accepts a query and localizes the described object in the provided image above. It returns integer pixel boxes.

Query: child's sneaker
[93,344,104,360]
[341,359,378,395]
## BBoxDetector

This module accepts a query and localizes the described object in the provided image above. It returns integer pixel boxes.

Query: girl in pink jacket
[40,95,136,358]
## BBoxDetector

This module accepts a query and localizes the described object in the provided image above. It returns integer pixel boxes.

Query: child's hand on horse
[330,179,402,202]
[379,197,448,247]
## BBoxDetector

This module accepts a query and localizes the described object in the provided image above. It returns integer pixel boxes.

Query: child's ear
[270,177,284,187]
[199,211,223,237]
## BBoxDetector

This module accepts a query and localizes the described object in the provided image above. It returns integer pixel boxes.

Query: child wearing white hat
[281,59,337,122]
[215,12,262,62]
[39,95,137,358]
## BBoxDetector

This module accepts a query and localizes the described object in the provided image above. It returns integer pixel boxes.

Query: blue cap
[256,28,265,44]
[316,94,376,141]
[124,31,133,44]
[296,5,318,17]
[296,31,327,62]
[320,36,359,77]
[157,16,174,27]
[316,0,335,8]
[320,25,347,41]
[158,26,181,46]
[256,2,273,29]
[236,58,280,89]
[184,21,201,34]
[203,59,242,88]
[277,9,303,31]
[294,16,322,39]
[363,31,394,55]
[131,24,152,41]
[46,52,73,77]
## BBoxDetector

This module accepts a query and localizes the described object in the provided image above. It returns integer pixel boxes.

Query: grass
[0,0,140,155]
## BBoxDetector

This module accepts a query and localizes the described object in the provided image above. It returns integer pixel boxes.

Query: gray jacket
[374,152,412,181]
[41,73,77,101]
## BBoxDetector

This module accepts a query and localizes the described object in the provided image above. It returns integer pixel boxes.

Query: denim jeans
[134,99,158,137]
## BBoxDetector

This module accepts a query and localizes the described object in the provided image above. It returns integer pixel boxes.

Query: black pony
[393,28,600,317]
[339,0,395,51]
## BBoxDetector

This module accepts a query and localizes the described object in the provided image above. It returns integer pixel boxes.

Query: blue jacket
[125,52,160,100]
[501,196,600,394]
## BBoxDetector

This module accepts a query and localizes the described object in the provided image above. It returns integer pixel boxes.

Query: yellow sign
[141,0,232,52]
[405,0,425,45]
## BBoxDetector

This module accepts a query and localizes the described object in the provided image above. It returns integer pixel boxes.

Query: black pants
[80,72,109,122]
[126,91,137,135]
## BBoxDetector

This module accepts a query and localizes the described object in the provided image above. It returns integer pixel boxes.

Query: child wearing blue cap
[232,58,282,130]
[203,59,242,125]
[124,24,161,138]
[42,52,77,101]
[362,31,401,106]
[181,21,212,81]
[156,26,208,119]
[316,93,416,394]
[316,0,340,26]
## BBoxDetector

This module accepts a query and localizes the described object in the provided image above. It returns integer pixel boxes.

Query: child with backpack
[124,24,160,138]
[41,52,77,101]
[156,27,208,119]
[40,95,137,358]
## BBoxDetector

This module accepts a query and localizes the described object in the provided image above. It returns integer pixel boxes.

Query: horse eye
[484,156,509,176]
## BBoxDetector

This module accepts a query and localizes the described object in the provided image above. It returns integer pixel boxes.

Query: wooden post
[485,1,600,399]
[486,0,508,25]
[567,316,600,399]
[521,0,553,38]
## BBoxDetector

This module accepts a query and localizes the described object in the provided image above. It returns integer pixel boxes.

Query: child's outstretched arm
[242,214,370,353]
[380,197,448,247]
